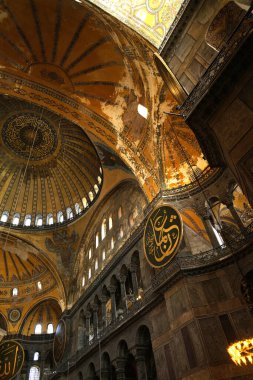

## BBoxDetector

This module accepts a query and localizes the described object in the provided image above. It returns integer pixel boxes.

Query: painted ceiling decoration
[87,0,186,48]
[0,95,102,229]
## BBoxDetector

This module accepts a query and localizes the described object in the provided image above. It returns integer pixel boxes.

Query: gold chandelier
[228,338,253,365]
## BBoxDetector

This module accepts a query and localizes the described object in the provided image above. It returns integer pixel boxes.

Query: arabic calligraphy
[53,320,66,364]
[144,205,183,268]
[0,341,24,380]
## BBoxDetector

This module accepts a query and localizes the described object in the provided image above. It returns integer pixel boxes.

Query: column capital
[85,311,91,319]
[109,285,117,294]
[91,303,99,312]
[119,274,127,283]
[100,295,108,304]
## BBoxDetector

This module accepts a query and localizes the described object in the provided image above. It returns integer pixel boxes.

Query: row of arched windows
[0,176,103,227]
[34,323,54,334]
[11,282,42,297]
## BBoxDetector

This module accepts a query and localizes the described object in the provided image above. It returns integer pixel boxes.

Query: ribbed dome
[0,95,102,229]
[20,299,62,336]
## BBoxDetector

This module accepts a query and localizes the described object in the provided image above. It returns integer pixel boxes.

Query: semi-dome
[0,95,102,229]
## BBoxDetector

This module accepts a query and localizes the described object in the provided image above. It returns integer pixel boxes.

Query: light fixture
[228,338,253,365]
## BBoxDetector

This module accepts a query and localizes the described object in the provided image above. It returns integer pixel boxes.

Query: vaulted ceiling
[0,0,213,333]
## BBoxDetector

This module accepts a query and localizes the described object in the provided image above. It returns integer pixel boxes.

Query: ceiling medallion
[8,308,21,323]
[2,113,58,160]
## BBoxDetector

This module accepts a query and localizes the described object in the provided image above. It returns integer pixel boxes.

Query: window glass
[35,324,42,334]
[47,323,53,334]
[75,203,81,215]
[35,215,42,226]
[95,259,98,270]
[33,352,39,361]
[37,281,42,290]
[29,366,40,380]
[101,219,106,240]
[1,211,9,222]
[12,288,18,296]
[47,213,54,225]
[57,211,64,223]
[24,215,32,226]
[96,233,99,248]
[12,213,20,226]
[89,191,94,201]
[66,207,73,219]
[102,250,106,261]
[109,215,113,230]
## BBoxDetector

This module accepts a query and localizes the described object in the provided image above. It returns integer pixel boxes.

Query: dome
[0,95,103,229]
[20,299,62,336]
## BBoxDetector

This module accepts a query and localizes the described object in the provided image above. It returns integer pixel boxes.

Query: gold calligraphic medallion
[53,319,66,364]
[0,340,24,379]
[144,205,183,268]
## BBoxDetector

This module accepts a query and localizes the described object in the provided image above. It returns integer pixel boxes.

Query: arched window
[66,207,73,219]
[29,366,40,380]
[47,213,54,225]
[111,237,114,250]
[118,207,122,219]
[97,176,102,184]
[94,184,99,194]
[82,276,85,287]
[96,232,99,248]
[129,213,134,227]
[1,211,9,223]
[95,259,98,270]
[12,213,20,226]
[88,268,91,279]
[82,197,88,208]
[75,203,81,215]
[109,215,113,230]
[35,324,42,334]
[102,250,106,261]
[35,214,42,227]
[37,281,42,290]
[101,219,106,240]
[88,248,92,260]
[119,226,124,238]
[47,323,53,334]
[100,166,102,173]
[12,288,18,297]
[57,211,64,223]
[33,352,39,361]
[89,191,94,201]
[24,214,32,226]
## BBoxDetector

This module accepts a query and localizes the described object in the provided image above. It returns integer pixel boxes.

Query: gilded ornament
[144,204,183,267]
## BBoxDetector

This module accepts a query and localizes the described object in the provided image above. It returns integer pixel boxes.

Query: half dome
[0,95,102,229]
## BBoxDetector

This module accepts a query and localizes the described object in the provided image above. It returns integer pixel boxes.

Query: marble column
[85,311,91,345]
[130,265,139,297]
[116,358,126,380]
[135,346,148,380]
[224,200,247,236]
[92,304,98,339]
[109,286,117,323]
[101,295,107,329]
[119,275,128,312]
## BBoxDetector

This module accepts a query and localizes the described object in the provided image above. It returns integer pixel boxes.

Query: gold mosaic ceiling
[88,0,185,47]
[0,95,102,228]
[0,0,209,200]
